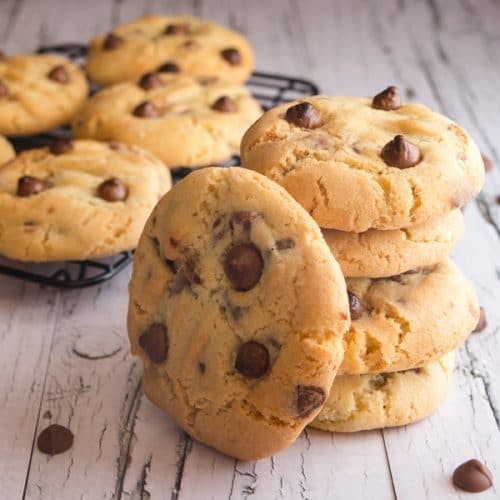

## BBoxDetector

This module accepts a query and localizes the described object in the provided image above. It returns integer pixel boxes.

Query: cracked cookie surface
[0,53,88,136]
[128,167,350,460]
[324,209,463,278]
[311,352,454,432]
[73,73,262,168]
[240,95,484,231]
[339,258,478,375]
[86,15,254,85]
[0,136,14,164]
[0,139,171,261]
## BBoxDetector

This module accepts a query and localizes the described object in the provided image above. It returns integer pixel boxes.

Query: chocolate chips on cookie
[17,176,51,197]
[97,177,128,202]
[285,102,322,129]
[381,134,421,169]
[372,85,402,110]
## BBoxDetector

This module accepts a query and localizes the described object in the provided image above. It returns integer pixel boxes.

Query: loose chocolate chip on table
[133,101,160,118]
[285,102,322,129]
[221,47,241,65]
[139,323,168,363]
[372,86,402,110]
[37,424,74,455]
[473,307,487,333]
[49,138,73,155]
[482,153,494,172]
[296,385,326,418]
[381,135,421,168]
[211,96,237,112]
[97,177,128,202]
[157,62,180,73]
[17,176,50,197]
[235,341,270,378]
[453,459,493,493]
[139,72,164,90]
[224,243,264,291]
[348,292,363,320]
[276,238,295,250]
[164,23,189,35]
[103,33,124,50]
[0,79,9,97]
[48,65,70,84]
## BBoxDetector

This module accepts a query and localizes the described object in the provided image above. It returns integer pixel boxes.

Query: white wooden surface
[0,0,499,498]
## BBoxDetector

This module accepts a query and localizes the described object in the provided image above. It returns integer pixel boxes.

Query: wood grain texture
[0,0,498,498]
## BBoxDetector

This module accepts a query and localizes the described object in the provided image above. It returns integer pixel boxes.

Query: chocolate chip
[198,362,206,373]
[157,62,180,73]
[47,65,70,84]
[224,243,264,291]
[97,177,128,202]
[164,23,189,35]
[0,79,9,97]
[232,211,262,231]
[139,323,168,363]
[221,47,241,65]
[348,292,363,320]
[133,101,160,118]
[49,138,73,155]
[372,86,402,110]
[138,72,164,90]
[103,33,124,50]
[284,102,322,129]
[453,459,493,493]
[17,176,50,197]
[43,410,52,419]
[0,50,5,61]
[276,238,295,250]
[37,424,74,455]
[473,307,487,333]
[182,256,202,285]
[296,385,326,418]
[381,135,421,168]
[235,341,270,378]
[211,96,237,112]
[369,374,389,389]
[183,40,200,50]
[482,153,494,172]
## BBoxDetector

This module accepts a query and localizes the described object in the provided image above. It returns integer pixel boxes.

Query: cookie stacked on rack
[241,87,484,432]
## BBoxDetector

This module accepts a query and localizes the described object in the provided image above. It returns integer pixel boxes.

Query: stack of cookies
[240,88,484,433]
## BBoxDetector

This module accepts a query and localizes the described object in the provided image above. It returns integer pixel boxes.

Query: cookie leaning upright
[86,15,254,86]
[128,167,350,460]
[0,53,88,136]
[0,139,171,261]
[241,94,484,232]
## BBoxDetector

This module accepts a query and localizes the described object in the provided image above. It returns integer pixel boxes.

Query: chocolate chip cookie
[128,167,350,460]
[0,139,171,261]
[73,74,262,168]
[86,15,254,85]
[0,135,14,164]
[0,53,88,136]
[340,259,478,375]
[311,352,454,432]
[241,92,484,231]
[323,209,463,278]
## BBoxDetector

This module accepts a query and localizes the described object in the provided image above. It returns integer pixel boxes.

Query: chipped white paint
[0,0,498,499]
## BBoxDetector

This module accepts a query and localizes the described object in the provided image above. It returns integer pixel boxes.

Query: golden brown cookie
[86,15,254,85]
[0,136,14,164]
[73,73,262,168]
[0,53,88,136]
[128,167,350,460]
[0,139,171,261]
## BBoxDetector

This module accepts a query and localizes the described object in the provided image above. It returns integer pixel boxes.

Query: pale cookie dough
[0,53,88,136]
[323,209,463,278]
[0,139,171,261]
[128,167,350,460]
[86,15,254,85]
[340,258,478,375]
[240,94,484,231]
[73,73,262,168]
[0,136,14,164]
[311,353,454,432]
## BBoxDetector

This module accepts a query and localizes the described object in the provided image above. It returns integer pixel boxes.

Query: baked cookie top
[86,15,255,85]
[311,353,454,433]
[128,167,350,460]
[0,53,88,137]
[73,73,262,168]
[0,139,171,261]
[241,91,484,231]
[340,258,478,375]
[0,136,14,164]
[323,209,464,278]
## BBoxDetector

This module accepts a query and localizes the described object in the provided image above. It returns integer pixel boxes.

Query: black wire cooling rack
[1,43,320,289]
